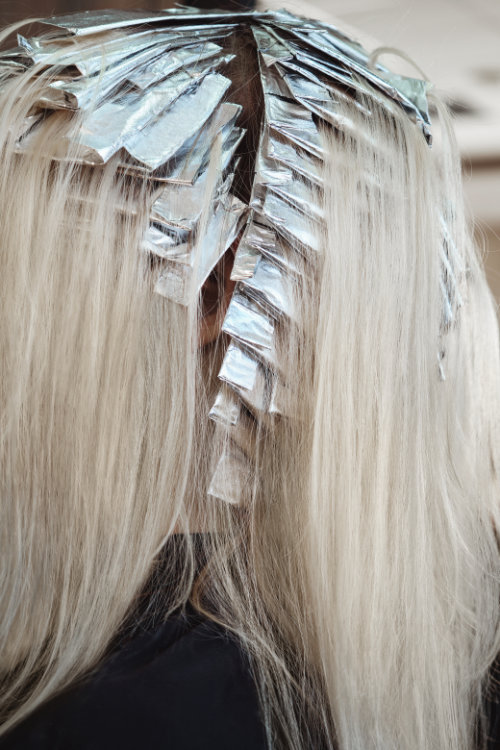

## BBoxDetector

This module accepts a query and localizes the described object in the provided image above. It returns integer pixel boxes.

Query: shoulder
[0,606,268,750]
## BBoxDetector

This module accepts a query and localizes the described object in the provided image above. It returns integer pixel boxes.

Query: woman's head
[0,9,499,750]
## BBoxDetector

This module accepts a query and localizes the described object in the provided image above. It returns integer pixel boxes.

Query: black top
[0,534,268,749]
[0,598,268,749]
[1,532,499,749]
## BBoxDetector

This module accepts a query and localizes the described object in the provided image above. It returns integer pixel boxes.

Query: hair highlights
[0,21,499,750]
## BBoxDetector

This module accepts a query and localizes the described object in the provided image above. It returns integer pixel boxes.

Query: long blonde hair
[0,18,499,750]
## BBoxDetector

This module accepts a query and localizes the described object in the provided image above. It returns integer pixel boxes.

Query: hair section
[0,20,499,750]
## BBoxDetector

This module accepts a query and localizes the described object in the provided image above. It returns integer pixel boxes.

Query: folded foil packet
[3,7,451,504]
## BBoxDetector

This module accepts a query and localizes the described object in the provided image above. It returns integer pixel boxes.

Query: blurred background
[1,0,498,303]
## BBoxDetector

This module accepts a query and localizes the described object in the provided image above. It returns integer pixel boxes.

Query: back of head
[0,9,499,750]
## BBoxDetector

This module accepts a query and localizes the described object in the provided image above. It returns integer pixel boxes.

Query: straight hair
[0,21,499,750]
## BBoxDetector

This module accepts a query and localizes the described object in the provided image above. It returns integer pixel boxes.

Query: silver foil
[38,49,199,111]
[128,42,223,89]
[207,443,252,505]
[209,387,257,459]
[267,137,322,187]
[241,256,296,321]
[13,7,438,504]
[258,191,321,252]
[118,102,242,184]
[19,30,171,77]
[39,10,180,36]
[218,342,268,414]
[71,72,230,168]
[209,386,241,426]
[155,192,247,305]
[222,291,276,357]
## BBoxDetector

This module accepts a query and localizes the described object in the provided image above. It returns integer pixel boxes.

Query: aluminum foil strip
[39,10,240,37]
[70,72,230,168]
[155,193,247,305]
[281,26,431,139]
[242,219,278,255]
[264,91,324,159]
[0,62,28,80]
[217,342,268,414]
[0,48,31,80]
[279,70,348,129]
[257,191,321,253]
[231,236,261,281]
[147,168,238,263]
[158,118,243,185]
[267,137,322,187]
[253,146,293,188]
[273,21,368,66]
[39,10,184,36]
[120,73,231,171]
[209,386,241,426]
[377,70,430,127]
[252,26,293,67]
[33,45,146,107]
[231,215,282,281]
[150,168,214,233]
[72,67,202,153]
[0,45,31,63]
[222,290,276,358]
[128,42,223,90]
[217,341,289,423]
[146,139,245,262]
[439,276,454,331]
[273,22,362,62]
[178,123,244,188]
[19,30,172,77]
[38,53,199,112]
[18,29,225,78]
[280,68,336,106]
[267,180,323,223]
[284,45,424,140]
[231,214,306,284]
[207,442,253,505]
[142,225,190,261]
[438,216,465,334]
[240,255,296,321]
[268,376,294,418]
[209,387,257,460]
[249,219,305,279]
[265,9,361,43]
[222,290,278,360]
[163,102,241,182]
[276,58,375,129]
[117,103,242,184]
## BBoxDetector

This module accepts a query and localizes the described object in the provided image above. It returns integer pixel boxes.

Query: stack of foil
[0,8,452,504]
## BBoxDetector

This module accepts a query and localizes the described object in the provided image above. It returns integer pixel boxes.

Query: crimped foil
[240,256,296,321]
[119,102,242,184]
[218,342,268,414]
[9,7,442,504]
[207,442,253,506]
[155,193,248,305]
[222,291,276,358]
[72,72,230,168]
[209,387,257,460]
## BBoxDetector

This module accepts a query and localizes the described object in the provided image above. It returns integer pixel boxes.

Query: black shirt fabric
[0,534,268,750]
[485,657,500,749]
[1,531,499,749]
[0,598,268,750]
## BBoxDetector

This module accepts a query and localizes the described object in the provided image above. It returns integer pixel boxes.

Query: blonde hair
[0,19,499,750]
